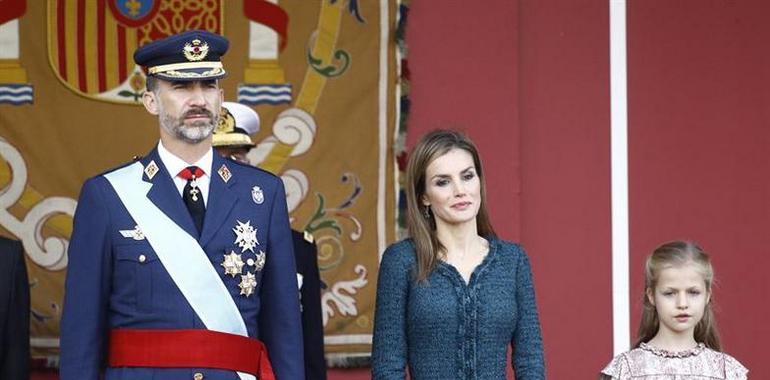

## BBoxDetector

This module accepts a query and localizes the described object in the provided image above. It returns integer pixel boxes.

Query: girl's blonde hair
[635,240,721,350]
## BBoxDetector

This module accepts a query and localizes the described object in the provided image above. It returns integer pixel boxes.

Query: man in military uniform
[214,102,327,380]
[60,30,304,380]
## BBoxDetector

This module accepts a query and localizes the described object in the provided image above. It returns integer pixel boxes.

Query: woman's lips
[451,201,472,209]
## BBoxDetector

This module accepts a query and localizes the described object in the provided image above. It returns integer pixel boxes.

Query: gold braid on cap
[147,61,223,75]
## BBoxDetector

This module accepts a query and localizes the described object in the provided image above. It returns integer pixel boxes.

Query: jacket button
[138,254,146,263]
[193,372,204,380]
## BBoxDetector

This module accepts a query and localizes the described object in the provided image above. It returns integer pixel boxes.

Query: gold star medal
[238,272,257,297]
[233,220,259,253]
[221,251,245,277]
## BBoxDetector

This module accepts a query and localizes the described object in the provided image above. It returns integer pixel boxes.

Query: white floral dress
[601,343,748,379]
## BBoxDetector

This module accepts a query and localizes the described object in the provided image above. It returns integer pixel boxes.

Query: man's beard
[160,107,217,144]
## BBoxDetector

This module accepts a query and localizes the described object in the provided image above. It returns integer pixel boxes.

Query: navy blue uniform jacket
[291,230,326,380]
[0,237,29,380]
[60,148,305,379]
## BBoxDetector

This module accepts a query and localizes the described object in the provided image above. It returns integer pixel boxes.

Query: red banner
[0,0,26,25]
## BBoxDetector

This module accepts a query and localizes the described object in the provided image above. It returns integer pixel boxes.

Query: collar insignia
[218,164,232,183]
[144,160,159,180]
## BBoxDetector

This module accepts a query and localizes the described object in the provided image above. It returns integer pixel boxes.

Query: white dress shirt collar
[156,140,213,206]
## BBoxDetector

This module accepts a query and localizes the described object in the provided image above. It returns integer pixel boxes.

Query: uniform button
[193,372,204,380]
[138,254,146,263]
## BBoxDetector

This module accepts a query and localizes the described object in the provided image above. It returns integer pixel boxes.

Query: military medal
[246,250,267,271]
[238,272,257,297]
[233,220,258,253]
[251,186,264,204]
[254,250,266,271]
[189,176,200,201]
[221,251,245,277]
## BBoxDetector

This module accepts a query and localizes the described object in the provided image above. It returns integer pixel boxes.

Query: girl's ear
[421,194,430,207]
[646,288,655,306]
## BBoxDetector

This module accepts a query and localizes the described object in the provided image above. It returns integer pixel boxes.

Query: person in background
[371,129,545,379]
[60,30,304,380]
[213,102,260,164]
[0,236,29,380]
[600,240,748,379]
[214,101,328,380]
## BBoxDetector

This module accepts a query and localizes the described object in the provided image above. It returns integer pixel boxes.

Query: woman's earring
[422,206,431,219]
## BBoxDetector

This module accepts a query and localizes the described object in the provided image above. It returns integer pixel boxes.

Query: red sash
[108,329,275,380]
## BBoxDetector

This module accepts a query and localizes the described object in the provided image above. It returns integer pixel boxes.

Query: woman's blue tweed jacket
[372,238,545,379]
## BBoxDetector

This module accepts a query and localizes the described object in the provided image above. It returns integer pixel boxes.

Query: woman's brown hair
[635,240,721,350]
[404,129,496,281]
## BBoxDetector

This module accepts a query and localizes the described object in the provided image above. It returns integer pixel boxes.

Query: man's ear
[142,90,159,115]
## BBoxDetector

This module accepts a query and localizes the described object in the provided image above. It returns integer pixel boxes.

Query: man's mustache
[183,108,214,118]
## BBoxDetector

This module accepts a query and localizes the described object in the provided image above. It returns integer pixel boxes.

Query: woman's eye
[463,172,475,181]
[435,179,449,187]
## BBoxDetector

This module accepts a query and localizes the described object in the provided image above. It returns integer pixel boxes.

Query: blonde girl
[600,241,747,379]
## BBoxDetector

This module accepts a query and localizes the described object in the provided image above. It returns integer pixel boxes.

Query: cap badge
[183,39,209,62]
[144,160,159,180]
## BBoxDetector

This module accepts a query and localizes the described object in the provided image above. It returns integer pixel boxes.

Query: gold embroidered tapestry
[0,0,398,364]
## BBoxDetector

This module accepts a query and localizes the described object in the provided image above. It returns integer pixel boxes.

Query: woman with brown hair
[371,130,544,379]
